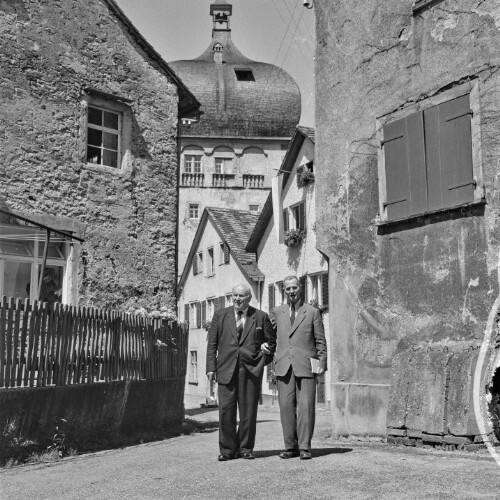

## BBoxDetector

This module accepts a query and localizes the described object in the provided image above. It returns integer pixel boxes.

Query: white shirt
[234,307,248,328]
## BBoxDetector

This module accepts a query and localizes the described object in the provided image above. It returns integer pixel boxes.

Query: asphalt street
[1,407,500,499]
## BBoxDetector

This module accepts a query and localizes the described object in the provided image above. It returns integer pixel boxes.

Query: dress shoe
[300,450,312,460]
[218,454,233,461]
[240,452,255,459]
[279,450,300,459]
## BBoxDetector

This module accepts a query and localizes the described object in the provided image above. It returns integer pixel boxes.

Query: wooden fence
[0,297,188,389]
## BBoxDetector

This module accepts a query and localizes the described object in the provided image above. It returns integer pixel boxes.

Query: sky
[114,0,316,127]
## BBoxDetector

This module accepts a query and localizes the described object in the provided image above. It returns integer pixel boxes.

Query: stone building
[315,0,500,445]
[169,1,301,275]
[0,0,199,310]
[246,126,330,406]
[177,207,262,408]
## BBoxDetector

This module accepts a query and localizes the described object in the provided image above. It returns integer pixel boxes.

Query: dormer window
[235,69,255,82]
[213,43,223,52]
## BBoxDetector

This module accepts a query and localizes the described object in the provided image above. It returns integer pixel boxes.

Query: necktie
[237,311,244,341]
[290,304,295,326]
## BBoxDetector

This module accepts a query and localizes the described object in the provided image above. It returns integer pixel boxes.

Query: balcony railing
[243,175,264,189]
[212,173,227,187]
[181,173,204,187]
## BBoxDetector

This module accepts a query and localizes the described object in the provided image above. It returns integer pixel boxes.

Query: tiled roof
[207,207,264,280]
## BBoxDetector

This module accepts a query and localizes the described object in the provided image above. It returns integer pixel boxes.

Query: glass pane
[38,241,64,259]
[87,145,101,164]
[87,128,102,147]
[103,131,118,150]
[38,265,63,304]
[3,261,31,299]
[103,149,118,168]
[88,107,102,126]
[103,111,119,130]
[0,240,32,256]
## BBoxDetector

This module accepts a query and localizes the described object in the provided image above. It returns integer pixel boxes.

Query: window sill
[85,163,125,175]
[376,199,486,227]
[413,0,444,14]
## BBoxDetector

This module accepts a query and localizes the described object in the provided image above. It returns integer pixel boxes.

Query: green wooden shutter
[196,302,201,328]
[283,209,289,232]
[202,300,207,323]
[424,94,474,211]
[383,113,427,220]
[298,202,306,231]
[321,272,329,308]
[268,284,275,311]
[300,275,307,302]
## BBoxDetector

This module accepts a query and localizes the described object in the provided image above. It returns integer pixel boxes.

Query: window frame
[207,247,214,276]
[86,105,121,169]
[376,80,484,225]
[189,350,198,384]
[189,203,200,220]
[289,201,306,232]
[184,154,203,174]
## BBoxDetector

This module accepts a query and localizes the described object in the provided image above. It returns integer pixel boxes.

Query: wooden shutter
[184,304,189,323]
[383,113,427,220]
[298,202,306,231]
[214,296,225,312]
[283,209,289,232]
[192,255,198,275]
[268,284,275,311]
[321,272,329,308]
[224,242,230,264]
[196,302,201,328]
[300,275,307,302]
[424,94,474,211]
[202,300,207,323]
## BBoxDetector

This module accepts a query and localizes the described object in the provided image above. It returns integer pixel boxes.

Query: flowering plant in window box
[202,319,212,331]
[308,299,325,315]
[284,229,306,247]
[297,167,315,188]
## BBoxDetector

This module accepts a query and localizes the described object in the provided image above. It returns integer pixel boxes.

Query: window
[189,302,202,328]
[207,247,214,276]
[219,242,230,265]
[86,106,121,169]
[184,155,202,173]
[0,223,69,303]
[189,351,198,383]
[308,272,329,308]
[378,83,483,223]
[225,294,233,307]
[249,204,259,212]
[214,157,232,174]
[297,161,314,188]
[189,204,200,220]
[213,43,223,52]
[276,281,284,306]
[283,209,289,232]
[207,298,215,320]
[235,69,255,81]
[290,202,306,231]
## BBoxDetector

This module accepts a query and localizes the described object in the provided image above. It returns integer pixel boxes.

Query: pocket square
[256,327,262,330]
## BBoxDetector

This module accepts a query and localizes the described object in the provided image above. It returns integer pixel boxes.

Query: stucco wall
[0,0,181,310]
[315,0,500,439]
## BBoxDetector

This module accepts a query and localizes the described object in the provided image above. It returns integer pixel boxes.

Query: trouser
[277,367,316,451]
[218,364,261,456]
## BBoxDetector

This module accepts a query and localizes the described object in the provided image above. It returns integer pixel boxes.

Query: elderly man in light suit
[263,275,327,460]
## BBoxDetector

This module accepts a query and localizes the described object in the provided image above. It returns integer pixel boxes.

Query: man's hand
[207,372,216,382]
[260,342,271,355]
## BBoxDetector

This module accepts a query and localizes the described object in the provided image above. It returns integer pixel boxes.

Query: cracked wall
[0,0,180,310]
[315,0,500,440]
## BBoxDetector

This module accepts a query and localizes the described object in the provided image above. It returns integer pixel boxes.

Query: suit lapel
[240,306,255,344]
[225,308,238,343]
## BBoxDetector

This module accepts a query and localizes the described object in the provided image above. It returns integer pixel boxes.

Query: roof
[246,126,315,252]
[169,5,301,138]
[103,0,201,119]
[178,207,263,294]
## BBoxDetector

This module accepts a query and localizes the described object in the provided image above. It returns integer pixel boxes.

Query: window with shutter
[192,255,198,275]
[283,209,289,232]
[268,284,275,312]
[379,84,482,223]
[298,202,306,231]
[321,272,329,308]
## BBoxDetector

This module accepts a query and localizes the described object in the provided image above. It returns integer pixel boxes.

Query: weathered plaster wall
[315,0,500,440]
[0,0,181,310]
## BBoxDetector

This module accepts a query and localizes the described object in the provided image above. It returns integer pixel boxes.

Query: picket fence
[0,296,188,388]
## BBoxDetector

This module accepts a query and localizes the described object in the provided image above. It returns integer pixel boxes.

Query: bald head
[232,283,252,311]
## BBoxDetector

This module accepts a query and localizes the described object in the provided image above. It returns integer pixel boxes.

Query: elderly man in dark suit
[264,275,327,460]
[207,283,276,461]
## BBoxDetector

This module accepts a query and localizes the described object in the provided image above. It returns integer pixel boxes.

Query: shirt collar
[289,301,302,310]
[235,306,249,317]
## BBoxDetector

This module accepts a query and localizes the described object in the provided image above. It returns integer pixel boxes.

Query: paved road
[1,407,500,499]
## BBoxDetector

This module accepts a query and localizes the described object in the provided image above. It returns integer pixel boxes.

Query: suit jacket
[272,303,327,378]
[206,306,276,385]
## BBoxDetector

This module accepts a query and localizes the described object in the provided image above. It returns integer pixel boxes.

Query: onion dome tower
[169,1,301,138]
